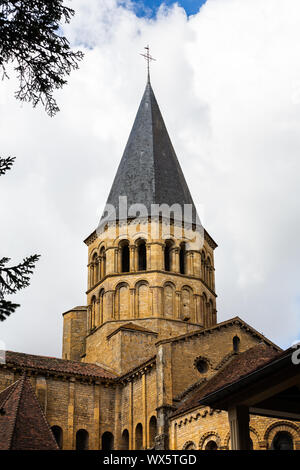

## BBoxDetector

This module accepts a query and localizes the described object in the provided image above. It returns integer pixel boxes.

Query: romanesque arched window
[233,335,240,353]
[102,432,114,450]
[136,281,149,317]
[121,429,129,450]
[149,416,157,449]
[206,256,212,288]
[137,239,146,271]
[120,240,130,272]
[163,283,175,318]
[91,296,97,330]
[205,440,218,450]
[51,425,63,449]
[99,289,104,324]
[201,251,206,281]
[76,429,89,450]
[115,283,130,320]
[135,423,143,450]
[164,240,173,271]
[179,243,186,274]
[100,246,106,278]
[92,252,98,285]
[181,287,192,321]
[271,431,293,450]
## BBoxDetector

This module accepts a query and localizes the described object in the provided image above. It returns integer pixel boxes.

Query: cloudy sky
[0,0,300,358]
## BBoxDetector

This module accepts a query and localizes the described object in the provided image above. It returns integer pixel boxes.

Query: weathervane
[140,45,156,82]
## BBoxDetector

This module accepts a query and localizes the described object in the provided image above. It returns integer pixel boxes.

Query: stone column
[66,378,75,449]
[228,405,250,450]
[142,373,147,449]
[130,288,136,318]
[93,382,101,449]
[130,245,136,272]
[146,243,151,270]
[155,343,174,450]
[175,291,181,319]
[171,247,180,273]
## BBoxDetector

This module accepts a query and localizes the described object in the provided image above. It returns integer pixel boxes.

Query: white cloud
[0,0,299,356]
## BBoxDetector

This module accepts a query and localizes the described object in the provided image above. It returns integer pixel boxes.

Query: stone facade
[0,80,299,450]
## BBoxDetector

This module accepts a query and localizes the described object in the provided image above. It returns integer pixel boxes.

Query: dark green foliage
[0,0,84,116]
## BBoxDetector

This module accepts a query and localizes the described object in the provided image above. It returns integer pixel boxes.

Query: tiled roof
[171,343,280,417]
[0,374,58,450]
[5,351,117,379]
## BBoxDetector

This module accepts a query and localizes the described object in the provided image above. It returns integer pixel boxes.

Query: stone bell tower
[63,78,218,375]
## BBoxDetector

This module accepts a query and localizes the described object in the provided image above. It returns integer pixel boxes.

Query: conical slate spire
[101,81,199,225]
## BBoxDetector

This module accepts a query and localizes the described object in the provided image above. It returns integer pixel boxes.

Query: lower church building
[0,77,299,450]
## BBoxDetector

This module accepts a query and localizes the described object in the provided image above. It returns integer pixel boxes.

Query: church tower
[63,78,217,375]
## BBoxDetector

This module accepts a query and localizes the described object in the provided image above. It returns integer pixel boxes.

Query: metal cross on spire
[140,45,156,82]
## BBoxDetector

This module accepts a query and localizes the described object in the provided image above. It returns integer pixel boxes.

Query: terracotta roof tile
[0,374,58,450]
[5,351,116,379]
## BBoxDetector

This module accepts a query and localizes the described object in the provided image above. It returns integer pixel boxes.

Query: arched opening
[115,283,130,320]
[206,257,212,287]
[137,240,146,271]
[121,429,129,450]
[51,425,63,449]
[164,240,173,271]
[102,431,114,450]
[76,429,89,450]
[233,335,240,353]
[121,241,130,273]
[91,295,96,330]
[135,423,143,450]
[99,289,104,324]
[271,431,293,450]
[205,440,218,450]
[100,246,106,278]
[179,243,186,274]
[149,416,157,449]
[185,442,196,450]
[92,253,98,285]
[201,251,206,280]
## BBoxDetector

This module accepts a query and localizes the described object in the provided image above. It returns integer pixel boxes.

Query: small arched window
[135,423,143,450]
[149,416,157,449]
[100,246,106,278]
[92,253,98,285]
[179,243,186,275]
[137,240,146,271]
[121,429,129,450]
[121,241,130,272]
[76,429,89,450]
[233,336,240,353]
[164,240,173,271]
[51,425,63,449]
[91,296,97,330]
[271,431,293,450]
[205,440,218,450]
[102,431,114,450]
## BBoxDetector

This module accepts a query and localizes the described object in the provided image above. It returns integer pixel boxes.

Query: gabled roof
[107,322,158,340]
[0,374,58,450]
[171,343,280,418]
[155,316,281,349]
[4,351,117,380]
[100,80,199,225]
